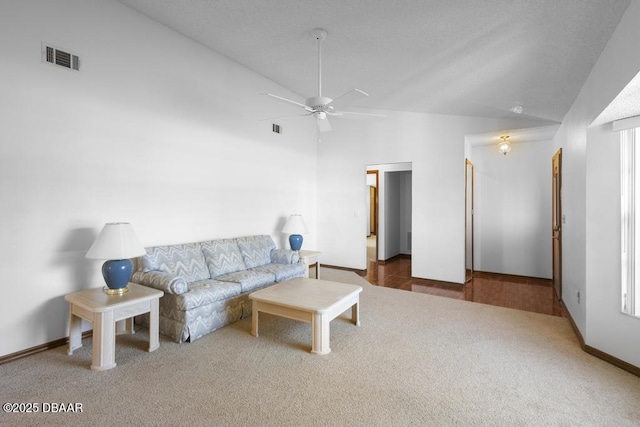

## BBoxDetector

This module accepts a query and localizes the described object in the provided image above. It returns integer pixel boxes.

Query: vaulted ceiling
[116,0,630,125]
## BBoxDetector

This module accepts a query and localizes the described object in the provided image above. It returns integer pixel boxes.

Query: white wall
[319,112,552,283]
[471,139,554,278]
[0,1,317,357]
[555,0,640,367]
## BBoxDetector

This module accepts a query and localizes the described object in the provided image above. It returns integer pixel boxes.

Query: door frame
[367,170,379,236]
[367,170,379,260]
[465,159,475,282]
[552,148,563,300]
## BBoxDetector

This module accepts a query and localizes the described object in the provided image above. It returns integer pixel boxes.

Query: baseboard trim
[564,305,586,348]
[584,344,640,377]
[411,276,465,289]
[473,270,551,284]
[564,307,639,377]
[378,254,411,265]
[0,331,92,366]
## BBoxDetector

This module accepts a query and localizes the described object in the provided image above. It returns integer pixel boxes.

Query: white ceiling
[593,70,640,126]
[116,0,630,124]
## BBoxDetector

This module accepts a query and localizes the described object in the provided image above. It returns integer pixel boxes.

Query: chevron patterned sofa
[131,235,306,343]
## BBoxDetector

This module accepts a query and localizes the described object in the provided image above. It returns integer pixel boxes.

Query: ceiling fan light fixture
[498,135,512,155]
[316,111,327,120]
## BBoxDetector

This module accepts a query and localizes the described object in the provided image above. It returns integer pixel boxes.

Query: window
[620,126,640,316]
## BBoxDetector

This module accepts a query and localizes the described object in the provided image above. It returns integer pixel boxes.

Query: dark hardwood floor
[361,241,565,317]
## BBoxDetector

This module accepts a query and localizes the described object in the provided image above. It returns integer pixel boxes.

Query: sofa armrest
[271,249,300,264]
[131,271,188,295]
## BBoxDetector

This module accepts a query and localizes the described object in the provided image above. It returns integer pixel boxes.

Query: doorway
[552,148,562,300]
[366,163,413,265]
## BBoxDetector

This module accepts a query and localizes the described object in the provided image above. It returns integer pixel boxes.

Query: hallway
[362,236,565,317]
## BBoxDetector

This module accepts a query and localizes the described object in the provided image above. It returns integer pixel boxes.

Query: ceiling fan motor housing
[306,96,333,111]
[312,28,327,41]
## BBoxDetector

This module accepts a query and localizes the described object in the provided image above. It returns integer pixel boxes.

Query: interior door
[552,149,562,300]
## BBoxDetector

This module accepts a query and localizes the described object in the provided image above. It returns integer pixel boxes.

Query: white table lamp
[282,214,309,251]
[86,222,146,295]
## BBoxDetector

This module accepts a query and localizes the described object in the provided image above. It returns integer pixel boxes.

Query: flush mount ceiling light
[510,104,523,114]
[498,135,512,156]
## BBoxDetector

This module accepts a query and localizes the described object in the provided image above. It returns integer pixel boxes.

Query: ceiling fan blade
[260,112,313,122]
[316,115,332,132]
[264,93,314,112]
[327,88,369,110]
[329,110,386,118]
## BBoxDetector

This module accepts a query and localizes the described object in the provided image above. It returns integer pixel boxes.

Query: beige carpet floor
[1,268,639,426]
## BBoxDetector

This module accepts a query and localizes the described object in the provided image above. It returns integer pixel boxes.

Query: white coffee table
[249,277,362,355]
[65,283,163,371]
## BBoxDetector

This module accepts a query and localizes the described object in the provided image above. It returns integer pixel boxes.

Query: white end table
[298,250,321,279]
[65,283,163,371]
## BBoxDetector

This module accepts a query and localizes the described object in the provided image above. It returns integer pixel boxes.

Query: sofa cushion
[168,279,243,311]
[251,263,307,282]
[271,249,300,264]
[237,235,276,268]
[131,270,188,295]
[140,243,210,283]
[215,270,275,293]
[201,239,247,278]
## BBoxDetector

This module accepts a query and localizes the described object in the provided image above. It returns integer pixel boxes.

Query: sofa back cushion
[237,235,276,268]
[140,242,210,283]
[201,239,247,278]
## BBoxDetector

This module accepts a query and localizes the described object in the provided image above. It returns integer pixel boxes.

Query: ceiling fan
[265,28,384,132]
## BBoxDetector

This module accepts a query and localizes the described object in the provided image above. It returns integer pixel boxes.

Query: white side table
[298,250,321,279]
[65,283,163,371]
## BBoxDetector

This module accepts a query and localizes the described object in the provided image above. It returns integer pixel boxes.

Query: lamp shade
[282,215,309,235]
[86,222,146,260]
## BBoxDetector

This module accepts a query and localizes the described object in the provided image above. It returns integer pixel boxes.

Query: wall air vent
[272,123,282,134]
[42,43,80,71]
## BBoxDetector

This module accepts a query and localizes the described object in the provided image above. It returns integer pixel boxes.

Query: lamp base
[289,234,303,251]
[102,259,134,296]
[103,286,129,295]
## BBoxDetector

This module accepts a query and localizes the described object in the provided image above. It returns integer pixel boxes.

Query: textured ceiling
[116,0,630,124]
[593,70,640,126]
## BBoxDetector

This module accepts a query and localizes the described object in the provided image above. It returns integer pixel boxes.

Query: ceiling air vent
[42,43,80,71]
